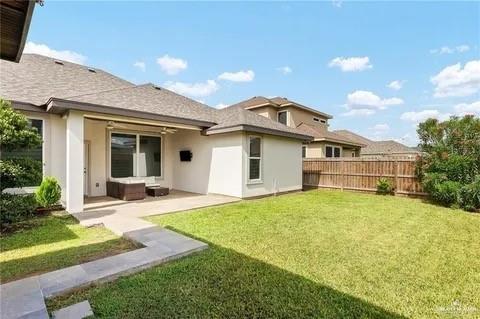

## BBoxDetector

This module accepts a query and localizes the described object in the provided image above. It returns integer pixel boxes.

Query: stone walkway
[1,191,238,318]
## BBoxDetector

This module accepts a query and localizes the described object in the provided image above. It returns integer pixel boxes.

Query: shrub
[458,177,480,212]
[0,158,43,191]
[376,178,393,195]
[422,173,447,195]
[35,177,61,208]
[430,181,461,207]
[0,193,38,226]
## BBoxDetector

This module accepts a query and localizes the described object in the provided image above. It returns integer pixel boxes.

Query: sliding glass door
[110,132,162,178]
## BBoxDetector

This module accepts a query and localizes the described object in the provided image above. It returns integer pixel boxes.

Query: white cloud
[164,80,219,97]
[400,110,451,123]
[218,70,255,82]
[371,124,390,132]
[133,61,146,72]
[394,133,419,147]
[454,101,480,116]
[341,109,375,117]
[277,66,292,75]
[328,56,372,72]
[345,90,404,114]
[332,0,343,8]
[431,60,480,97]
[156,54,188,75]
[23,41,87,64]
[387,80,405,90]
[430,45,470,54]
[215,103,229,109]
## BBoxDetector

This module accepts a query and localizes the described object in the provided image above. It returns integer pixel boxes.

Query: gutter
[204,124,314,142]
[45,97,217,128]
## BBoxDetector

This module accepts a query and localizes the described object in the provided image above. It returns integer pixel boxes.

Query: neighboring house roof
[206,105,313,141]
[332,129,372,145]
[334,129,419,155]
[0,54,312,141]
[297,123,365,147]
[228,96,333,119]
[0,0,36,62]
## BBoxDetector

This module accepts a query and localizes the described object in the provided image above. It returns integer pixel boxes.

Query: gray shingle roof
[0,54,312,141]
[334,129,419,155]
[297,123,365,147]
[64,83,217,124]
[206,104,313,140]
[228,96,333,119]
[0,54,133,105]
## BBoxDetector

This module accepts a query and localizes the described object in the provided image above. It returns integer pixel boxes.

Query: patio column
[66,111,84,213]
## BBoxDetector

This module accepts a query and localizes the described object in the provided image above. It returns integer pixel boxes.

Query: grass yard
[48,190,480,318]
[0,212,137,283]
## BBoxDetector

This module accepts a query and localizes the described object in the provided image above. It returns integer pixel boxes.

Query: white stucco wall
[15,110,303,205]
[172,130,243,197]
[242,134,303,198]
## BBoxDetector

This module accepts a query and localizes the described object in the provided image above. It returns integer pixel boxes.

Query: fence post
[340,159,344,191]
[394,160,398,195]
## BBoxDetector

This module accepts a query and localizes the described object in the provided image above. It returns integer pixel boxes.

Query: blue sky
[25,1,479,145]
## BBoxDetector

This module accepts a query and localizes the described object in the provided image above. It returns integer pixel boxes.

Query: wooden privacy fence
[303,158,425,196]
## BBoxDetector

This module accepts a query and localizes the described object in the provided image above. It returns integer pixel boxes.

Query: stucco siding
[243,134,303,198]
[285,106,329,129]
[172,130,243,197]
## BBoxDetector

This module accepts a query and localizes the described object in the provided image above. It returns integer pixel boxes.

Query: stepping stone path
[51,300,93,319]
[1,224,207,318]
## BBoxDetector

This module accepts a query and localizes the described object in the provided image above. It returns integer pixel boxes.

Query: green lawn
[48,190,480,318]
[0,212,137,283]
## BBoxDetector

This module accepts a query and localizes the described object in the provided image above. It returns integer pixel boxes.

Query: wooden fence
[303,158,425,196]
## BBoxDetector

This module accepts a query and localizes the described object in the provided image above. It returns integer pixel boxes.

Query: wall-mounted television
[179,150,192,162]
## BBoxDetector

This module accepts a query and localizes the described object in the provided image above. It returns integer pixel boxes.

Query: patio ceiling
[0,0,36,62]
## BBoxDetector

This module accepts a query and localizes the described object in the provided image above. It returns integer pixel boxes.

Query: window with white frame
[110,132,162,178]
[351,151,356,157]
[277,111,288,125]
[325,145,341,158]
[302,145,307,158]
[248,136,262,182]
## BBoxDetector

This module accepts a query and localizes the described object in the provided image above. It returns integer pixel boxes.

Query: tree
[0,98,43,190]
[417,115,480,210]
[0,98,42,151]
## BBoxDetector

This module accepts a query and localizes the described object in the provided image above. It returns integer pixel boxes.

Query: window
[248,136,262,182]
[110,132,161,178]
[277,111,288,125]
[1,118,44,186]
[352,151,356,158]
[320,119,327,124]
[313,117,320,122]
[302,146,307,158]
[326,145,341,158]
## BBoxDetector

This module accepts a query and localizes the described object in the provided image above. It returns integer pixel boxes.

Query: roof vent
[88,68,96,73]
[54,60,64,65]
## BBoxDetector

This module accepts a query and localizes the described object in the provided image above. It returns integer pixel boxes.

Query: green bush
[458,177,480,212]
[0,158,43,190]
[422,173,447,195]
[0,193,38,226]
[376,178,393,195]
[35,177,61,208]
[430,181,461,207]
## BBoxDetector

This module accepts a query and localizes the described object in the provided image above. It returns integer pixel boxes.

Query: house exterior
[334,130,421,158]
[228,97,364,158]
[0,54,313,212]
